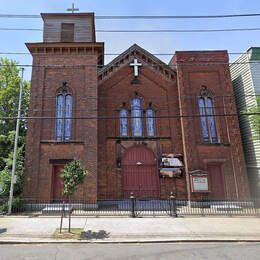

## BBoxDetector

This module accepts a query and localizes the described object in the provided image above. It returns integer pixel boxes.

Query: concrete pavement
[1,243,260,260]
[0,216,260,243]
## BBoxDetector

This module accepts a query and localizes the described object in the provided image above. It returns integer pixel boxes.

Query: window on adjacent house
[61,23,75,42]
[198,94,218,143]
[56,88,72,141]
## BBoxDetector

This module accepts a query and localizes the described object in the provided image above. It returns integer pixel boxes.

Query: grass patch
[53,228,84,239]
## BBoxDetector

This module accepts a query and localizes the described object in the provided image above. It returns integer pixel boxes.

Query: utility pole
[8,67,24,214]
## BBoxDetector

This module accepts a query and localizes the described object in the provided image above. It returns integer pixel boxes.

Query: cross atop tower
[66,3,79,13]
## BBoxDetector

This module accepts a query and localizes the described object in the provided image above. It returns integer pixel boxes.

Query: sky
[1,0,260,79]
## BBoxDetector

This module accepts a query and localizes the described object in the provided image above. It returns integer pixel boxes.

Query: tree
[60,160,90,233]
[0,146,25,213]
[0,58,30,171]
[0,143,24,198]
[0,57,30,212]
[0,58,30,136]
[61,160,90,198]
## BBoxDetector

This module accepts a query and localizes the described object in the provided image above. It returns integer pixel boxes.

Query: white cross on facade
[130,59,142,77]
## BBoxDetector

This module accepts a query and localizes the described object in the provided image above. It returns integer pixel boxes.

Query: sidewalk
[0,216,260,243]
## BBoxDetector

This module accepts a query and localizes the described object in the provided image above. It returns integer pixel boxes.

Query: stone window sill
[197,142,230,146]
[40,140,84,144]
[108,136,171,140]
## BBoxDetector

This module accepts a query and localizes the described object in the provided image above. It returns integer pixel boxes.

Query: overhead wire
[12,94,260,100]
[2,27,260,33]
[0,61,258,67]
[0,52,253,56]
[0,15,258,128]
[1,13,260,19]
[0,112,259,120]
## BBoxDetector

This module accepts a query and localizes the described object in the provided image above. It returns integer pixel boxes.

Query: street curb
[1,238,260,244]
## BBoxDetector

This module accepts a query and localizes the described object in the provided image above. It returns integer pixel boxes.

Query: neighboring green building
[230,47,260,200]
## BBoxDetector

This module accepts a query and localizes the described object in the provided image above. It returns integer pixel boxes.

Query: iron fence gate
[1,197,260,217]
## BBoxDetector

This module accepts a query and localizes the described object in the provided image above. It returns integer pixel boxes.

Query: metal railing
[1,195,259,217]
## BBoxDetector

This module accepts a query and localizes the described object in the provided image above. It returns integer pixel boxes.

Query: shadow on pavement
[81,230,110,240]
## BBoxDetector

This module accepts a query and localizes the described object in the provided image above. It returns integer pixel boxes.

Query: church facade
[23,12,250,202]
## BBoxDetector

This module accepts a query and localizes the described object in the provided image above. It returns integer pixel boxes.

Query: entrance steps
[24,203,98,215]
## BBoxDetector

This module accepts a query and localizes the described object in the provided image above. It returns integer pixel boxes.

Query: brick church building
[23,12,250,202]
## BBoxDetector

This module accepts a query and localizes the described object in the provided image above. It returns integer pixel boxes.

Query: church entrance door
[122,145,159,198]
[52,165,65,201]
[208,164,225,199]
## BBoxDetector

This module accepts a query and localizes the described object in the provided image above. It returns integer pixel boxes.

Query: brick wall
[98,60,187,199]
[24,45,250,201]
[173,51,250,199]
[24,48,99,202]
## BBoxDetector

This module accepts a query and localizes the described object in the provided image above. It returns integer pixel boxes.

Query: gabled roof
[98,44,176,82]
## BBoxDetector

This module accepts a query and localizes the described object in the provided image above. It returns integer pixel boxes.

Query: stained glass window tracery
[198,91,218,143]
[131,98,142,136]
[55,87,72,141]
[120,108,128,136]
[146,108,155,137]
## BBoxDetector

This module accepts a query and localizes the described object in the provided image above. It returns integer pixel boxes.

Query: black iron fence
[1,196,259,217]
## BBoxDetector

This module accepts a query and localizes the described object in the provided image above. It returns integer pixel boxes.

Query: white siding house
[230,47,260,199]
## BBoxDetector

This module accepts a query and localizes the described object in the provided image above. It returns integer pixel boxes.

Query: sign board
[160,168,181,178]
[192,176,208,191]
[190,171,210,193]
[159,154,183,178]
[161,157,182,167]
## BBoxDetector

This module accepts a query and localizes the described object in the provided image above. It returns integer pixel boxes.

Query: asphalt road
[0,242,260,260]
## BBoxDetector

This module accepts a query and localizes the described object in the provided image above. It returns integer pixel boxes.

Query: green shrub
[0,200,8,214]
[0,196,24,214]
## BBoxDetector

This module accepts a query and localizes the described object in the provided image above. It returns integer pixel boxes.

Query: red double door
[122,145,160,198]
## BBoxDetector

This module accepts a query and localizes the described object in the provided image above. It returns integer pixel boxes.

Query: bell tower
[24,12,104,202]
[42,12,96,43]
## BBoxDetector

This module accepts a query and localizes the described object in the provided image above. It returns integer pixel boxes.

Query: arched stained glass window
[64,94,72,141]
[131,97,142,136]
[120,108,128,136]
[56,94,64,141]
[198,93,218,143]
[198,97,209,142]
[206,97,218,142]
[146,108,155,136]
[55,87,72,142]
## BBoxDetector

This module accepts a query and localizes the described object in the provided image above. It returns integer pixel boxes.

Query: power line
[0,14,40,18]
[96,14,260,19]
[0,112,259,120]
[97,28,260,33]
[0,28,42,31]
[6,107,260,114]
[18,94,260,100]
[2,13,260,19]
[2,27,260,33]
[0,52,251,56]
[0,61,259,68]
